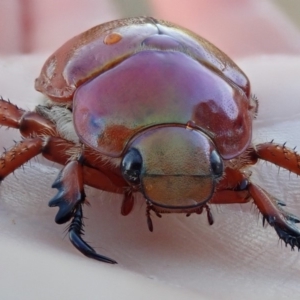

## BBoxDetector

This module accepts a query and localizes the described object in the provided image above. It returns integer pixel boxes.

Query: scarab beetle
[1,17,300,264]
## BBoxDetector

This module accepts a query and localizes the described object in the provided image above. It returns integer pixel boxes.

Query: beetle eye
[121,148,142,185]
[210,150,223,178]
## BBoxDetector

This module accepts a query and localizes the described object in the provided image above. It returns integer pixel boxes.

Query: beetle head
[121,126,223,209]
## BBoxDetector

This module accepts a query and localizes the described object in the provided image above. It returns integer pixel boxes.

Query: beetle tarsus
[249,183,300,251]
[49,160,85,224]
[262,213,300,250]
[271,218,300,250]
[49,176,85,224]
[69,204,117,263]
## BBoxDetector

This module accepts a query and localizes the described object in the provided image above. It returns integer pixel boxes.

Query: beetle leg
[0,138,43,180]
[255,142,300,175]
[250,143,300,248]
[0,98,56,137]
[69,203,117,264]
[210,167,251,204]
[0,98,25,128]
[50,158,117,263]
[212,164,300,248]
[210,190,250,204]
[121,190,134,216]
[248,183,300,249]
[49,159,85,224]
[42,137,126,194]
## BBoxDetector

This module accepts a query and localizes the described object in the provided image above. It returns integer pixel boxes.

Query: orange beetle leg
[249,142,300,248]
[0,138,43,180]
[83,166,125,194]
[210,190,250,204]
[0,98,25,128]
[48,157,117,263]
[212,163,300,248]
[49,160,85,224]
[42,137,126,194]
[248,183,300,249]
[0,98,56,137]
[210,167,251,204]
[202,167,251,233]
[256,142,300,175]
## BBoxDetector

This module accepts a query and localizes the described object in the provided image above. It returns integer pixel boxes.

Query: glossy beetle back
[35,17,250,103]
[73,49,251,159]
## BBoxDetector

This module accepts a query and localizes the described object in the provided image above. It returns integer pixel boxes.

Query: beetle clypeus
[1,16,300,264]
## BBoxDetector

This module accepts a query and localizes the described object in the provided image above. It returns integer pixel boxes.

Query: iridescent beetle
[1,17,300,263]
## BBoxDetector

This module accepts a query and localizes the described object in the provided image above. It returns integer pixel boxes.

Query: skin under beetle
[1,16,300,264]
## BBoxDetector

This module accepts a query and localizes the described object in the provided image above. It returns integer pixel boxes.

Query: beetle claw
[49,195,79,224]
[49,161,85,224]
[69,204,117,264]
[261,211,300,249]
[273,221,300,250]
[266,205,300,248]
[49,178,85,224]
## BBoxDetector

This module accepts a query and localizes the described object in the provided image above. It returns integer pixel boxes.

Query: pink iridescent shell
[35,17,253,159]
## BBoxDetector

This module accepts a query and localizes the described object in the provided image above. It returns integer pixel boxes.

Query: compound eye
[210,150,223,178]
[121,148,143,185]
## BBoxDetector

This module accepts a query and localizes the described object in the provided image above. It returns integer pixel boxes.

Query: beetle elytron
[1,17,300,263]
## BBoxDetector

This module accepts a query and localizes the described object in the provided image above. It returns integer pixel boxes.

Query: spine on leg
[0,98,25,128]
[0,138,43,180]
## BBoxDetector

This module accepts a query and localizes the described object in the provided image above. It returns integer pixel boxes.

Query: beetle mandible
[1,16,300,264]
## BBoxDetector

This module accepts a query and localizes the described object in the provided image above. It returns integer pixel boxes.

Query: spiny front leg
[50,158,117,263]
[211,161,300,249]
[256,142,300,175]
[0,138,43,180]
[49,159,86,224]
[249,142,300,249]
[0,97,25,128]
[0,98,56,137]
[249,183,300,249]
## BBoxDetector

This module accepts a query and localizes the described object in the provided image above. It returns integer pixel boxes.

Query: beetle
[1,16,300,264]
